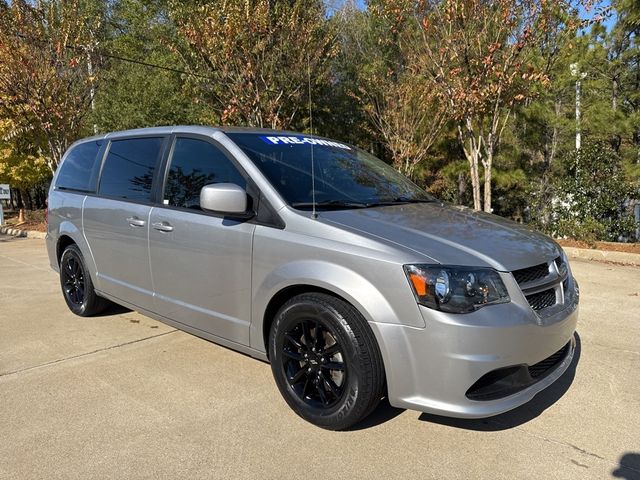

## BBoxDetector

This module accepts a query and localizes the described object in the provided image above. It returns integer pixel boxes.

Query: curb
[0,226,47,240]
[564,246,640,267]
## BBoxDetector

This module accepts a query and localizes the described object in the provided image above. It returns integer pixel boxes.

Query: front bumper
[370,281,579,418]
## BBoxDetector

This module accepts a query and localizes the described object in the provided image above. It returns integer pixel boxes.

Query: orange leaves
[0,0,101,168]
[171,0,334,129]
[488,42,502,54]
[409,0,565,124]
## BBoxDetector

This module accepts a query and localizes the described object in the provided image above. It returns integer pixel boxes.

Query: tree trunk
[458,121,482,211]
[468,148,482,211]
[457,172,466,205]
[15,188,24,210]
[483,146,493,213]
[25,189,33,210]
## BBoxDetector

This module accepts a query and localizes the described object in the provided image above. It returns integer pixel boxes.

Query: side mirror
[200,183,248,214]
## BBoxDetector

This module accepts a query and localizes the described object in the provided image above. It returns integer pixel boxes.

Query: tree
[314,5,376,148]
[352,1,447,179]
[0,0,105,173]
[93,0,203,132]
[361,74,447,178]
[168,0,336,130]
[414,0,582,212]
[0,118,51,209]
[612,0,640,166]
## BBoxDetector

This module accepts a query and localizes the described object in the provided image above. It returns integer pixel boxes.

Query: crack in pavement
[571,459,589,469]
[0,329,178,378]
[488,417,640,475]
[0,252,53,273]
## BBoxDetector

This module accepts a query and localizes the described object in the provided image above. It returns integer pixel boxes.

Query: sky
[327,0,618,31]
[580,0,616,31]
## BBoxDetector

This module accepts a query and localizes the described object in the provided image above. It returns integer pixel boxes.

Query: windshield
[225,133,433,209]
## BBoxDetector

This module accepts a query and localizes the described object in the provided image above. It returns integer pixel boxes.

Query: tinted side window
[56,141,102,192]
[99,137,163,201]
[163,138,246,209]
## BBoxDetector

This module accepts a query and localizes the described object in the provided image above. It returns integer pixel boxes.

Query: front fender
[250,259,425,353]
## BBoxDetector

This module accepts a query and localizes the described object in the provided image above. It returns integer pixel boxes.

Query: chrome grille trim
[513,256,570,317]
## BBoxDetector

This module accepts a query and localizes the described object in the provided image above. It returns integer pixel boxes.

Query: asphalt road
[1,234,639,480]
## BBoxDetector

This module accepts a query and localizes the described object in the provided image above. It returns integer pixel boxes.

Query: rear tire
[59,244,109,317]
[269,292,385,430]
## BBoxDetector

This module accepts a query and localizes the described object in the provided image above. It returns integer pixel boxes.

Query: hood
[319,202,561,272]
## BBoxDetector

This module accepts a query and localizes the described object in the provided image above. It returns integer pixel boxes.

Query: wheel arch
[261,284,346,359]
[252,260,409,358]
[55,221,99,286]
[56,234,77,265]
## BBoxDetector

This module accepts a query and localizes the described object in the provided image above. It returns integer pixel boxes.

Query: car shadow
[416,332,582,431]
[92,302,132,317]
[612,453,640,480]
[347,398,405,431]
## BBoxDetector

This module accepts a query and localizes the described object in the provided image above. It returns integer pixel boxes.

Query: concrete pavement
[1,234,639,479]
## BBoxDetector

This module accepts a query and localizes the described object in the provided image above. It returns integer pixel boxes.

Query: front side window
[56,141,102,192]
[226,133,432,209]
[163,137,246,210]
[98,137,163,201]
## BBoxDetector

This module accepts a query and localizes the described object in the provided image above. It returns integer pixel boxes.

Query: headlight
[404,265,510,313]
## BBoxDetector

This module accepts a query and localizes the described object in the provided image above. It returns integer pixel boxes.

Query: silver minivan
[46,126,579,430]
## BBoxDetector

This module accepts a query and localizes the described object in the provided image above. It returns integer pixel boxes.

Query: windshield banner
[260,135,351,150]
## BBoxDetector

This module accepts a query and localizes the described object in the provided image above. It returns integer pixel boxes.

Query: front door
[83,136,165,310]
[148,136,255,345]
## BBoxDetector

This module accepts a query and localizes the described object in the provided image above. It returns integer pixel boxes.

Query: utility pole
[570,63,587,150]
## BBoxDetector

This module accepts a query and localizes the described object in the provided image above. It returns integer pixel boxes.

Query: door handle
[152,222,174,232]
[127,217,146,227]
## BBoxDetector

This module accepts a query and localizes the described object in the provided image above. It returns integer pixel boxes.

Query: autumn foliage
[171,0,336,130]
[0,0,103,173]
[0,0,637,240]
[412,0,582,212]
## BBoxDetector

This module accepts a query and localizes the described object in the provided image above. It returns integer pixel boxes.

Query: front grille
[513,262,549,285]
[528,342,570,378]
[525,288,556,311]
[466,341,571,401]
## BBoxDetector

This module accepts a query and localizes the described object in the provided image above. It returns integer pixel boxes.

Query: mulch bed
[555,239,640,255]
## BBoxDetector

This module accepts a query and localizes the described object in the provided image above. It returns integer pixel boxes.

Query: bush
[551,142,639,242]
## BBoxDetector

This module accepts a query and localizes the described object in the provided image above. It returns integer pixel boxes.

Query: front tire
[59,244,109,316]
[269,293,385,430]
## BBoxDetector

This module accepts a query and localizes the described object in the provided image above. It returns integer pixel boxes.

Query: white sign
[0,184,9,200]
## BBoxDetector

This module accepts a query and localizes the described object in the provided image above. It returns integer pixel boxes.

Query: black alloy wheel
[269,292,385,430]
[62,254,85,306]
[59,244,109,316]
[281,317,347,409]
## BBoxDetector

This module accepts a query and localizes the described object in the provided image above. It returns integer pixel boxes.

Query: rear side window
[56,141,102,192]
[163,137,246,209]
[99,137,163,201]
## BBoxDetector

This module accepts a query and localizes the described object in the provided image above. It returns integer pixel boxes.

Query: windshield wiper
[291,197,436,210]
[366,197,436,207]
[290,200,370,210]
